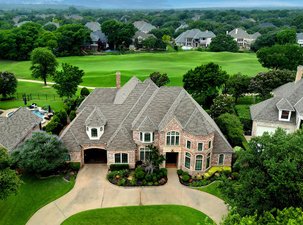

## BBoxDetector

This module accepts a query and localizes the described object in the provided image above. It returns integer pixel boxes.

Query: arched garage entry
[84,149,107,164]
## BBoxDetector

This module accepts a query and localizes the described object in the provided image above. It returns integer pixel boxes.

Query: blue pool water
[32,110,45,119]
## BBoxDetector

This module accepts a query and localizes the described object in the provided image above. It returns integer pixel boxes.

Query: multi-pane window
[186,140,191,149]
[281,110,290,120]
[195,155,203,171]
[140,132,153,143]
[139,147,152,162]
[206,153,211,169]
[115,153,128,164]
[166,131,180,145]
[91,128,98,137]
[197,143,204,151]
[218,154,224,165]
[185,152,191,169]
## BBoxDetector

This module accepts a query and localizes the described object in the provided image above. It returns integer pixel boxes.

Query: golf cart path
[26,164,228,225]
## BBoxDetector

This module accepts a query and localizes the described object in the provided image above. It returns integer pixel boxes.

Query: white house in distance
[297,33,303,47]
[175,29,216,49]
[228,28,261,49]
[250,66,303,136]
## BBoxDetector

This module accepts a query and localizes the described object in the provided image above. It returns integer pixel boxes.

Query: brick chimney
[295,65,303,83]
[116,71,121,89]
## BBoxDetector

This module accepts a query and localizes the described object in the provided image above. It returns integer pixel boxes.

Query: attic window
[91,128,98,137]
[281,110,290,120]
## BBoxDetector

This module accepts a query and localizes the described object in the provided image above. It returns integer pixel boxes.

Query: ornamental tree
[210,95,235,118]
[183,62,229,108]
[209,34,239,52]
[149,72,170,87]
[30,47,58,86]
[0,147,21,200]
[12,132,68,175]
[0,71,17,99]
[226,73,251,102]
[220,129,303,216]
[53,63,84,98]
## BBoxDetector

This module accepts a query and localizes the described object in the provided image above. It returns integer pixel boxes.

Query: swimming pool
[32,110,45,119]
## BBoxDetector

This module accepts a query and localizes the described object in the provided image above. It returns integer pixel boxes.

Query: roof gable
[276,98,295,111]
[85,107,107,127]
[137,116,157,131]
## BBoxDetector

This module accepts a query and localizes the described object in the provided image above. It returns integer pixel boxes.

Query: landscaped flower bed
[107,164,168,186]
[177,167,236,187]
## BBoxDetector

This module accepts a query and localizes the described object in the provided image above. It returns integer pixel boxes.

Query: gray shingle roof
[85,107,107,127]
[0,107,42,151]
[85,22,101,32]
[228,28,259,40]
[251,79,303,123]
[175,29,216,44]
[61,77,232,154]
[133,21,156,33]
[297,33,303,40]
[133,31,156,40]
[90,30,107,42]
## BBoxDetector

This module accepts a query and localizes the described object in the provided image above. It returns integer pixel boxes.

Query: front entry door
[166,152,178,168]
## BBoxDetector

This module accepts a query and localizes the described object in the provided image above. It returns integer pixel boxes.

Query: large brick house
[61,73,233,175]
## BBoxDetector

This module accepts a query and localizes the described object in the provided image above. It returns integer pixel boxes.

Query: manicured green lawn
[198,181,224,200]
[0,81,71,111]
[61,205,215,225]
[0,175,75,225]
[0,51,266,87]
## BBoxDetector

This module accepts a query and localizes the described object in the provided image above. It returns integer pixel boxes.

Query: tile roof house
[61,73,233,175]
[250,66,303,136]
[0,107,42,151]
[228,28,261,49]
[297,33,303,47]
[133,21,156,34]
[175,29,216,48]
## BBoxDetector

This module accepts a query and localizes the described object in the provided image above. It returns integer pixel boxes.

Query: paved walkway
[26,165,228,225]
[17,79,98,90]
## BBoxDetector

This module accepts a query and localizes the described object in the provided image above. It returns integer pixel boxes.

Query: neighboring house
[0,107,42,151]
[297,33,303,47]
[250,66,303,136]
[44,21,60,28]
[228,28,261,49]
[175,23,189,32]
[131,31,156,49]
[85,22,108,51]
[175,29,216,48]
[133,21,156,34]
[61,73,233,175]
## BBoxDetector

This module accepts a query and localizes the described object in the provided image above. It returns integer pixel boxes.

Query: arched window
[195,155,203,171]
[218,154,224,165]
[166,131,180,146]
[91,128,98,137]
[206,153,211,169]
[185,152,191,169]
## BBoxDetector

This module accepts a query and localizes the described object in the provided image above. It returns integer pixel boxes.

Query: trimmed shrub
[134,166,145,180]
[160,168,167,177]
[69,162,80,171]
[182,174,190,182]
[80,87,90,97]
[177,169,183,176]
[109,164,129,171]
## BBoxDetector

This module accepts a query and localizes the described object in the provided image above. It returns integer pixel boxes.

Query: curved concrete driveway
[27,165,228,225]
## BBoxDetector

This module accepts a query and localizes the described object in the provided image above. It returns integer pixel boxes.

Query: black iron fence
[14,93,63,101]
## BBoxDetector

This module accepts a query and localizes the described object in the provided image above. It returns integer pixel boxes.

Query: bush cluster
[109,164,130,171]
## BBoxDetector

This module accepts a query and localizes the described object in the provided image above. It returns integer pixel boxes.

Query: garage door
[84,149,107,164]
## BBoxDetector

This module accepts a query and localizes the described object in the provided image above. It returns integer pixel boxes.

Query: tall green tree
[220,129,303,216]
[257,44,303,70]
[249,69,295,99]
[102,20,136,50]
[226,73,251,102]
[215,113,245,147]
[149,72,170,87]
[0,147,21,200]
[0,71,17,99]
[209,34,239,52]
[276,28,297,45]
[12,132,68,175]
[251,31,277,52]
[53,63,84,98]
[183,62,229,107]
[56,24,90,56]
[210,95,235,118]
[30,47,58,86]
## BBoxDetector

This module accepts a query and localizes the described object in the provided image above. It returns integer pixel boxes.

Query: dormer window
[91,128,98,137]
[276,98,294,122]
[140,132,154,143]
[281,110,290,120]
